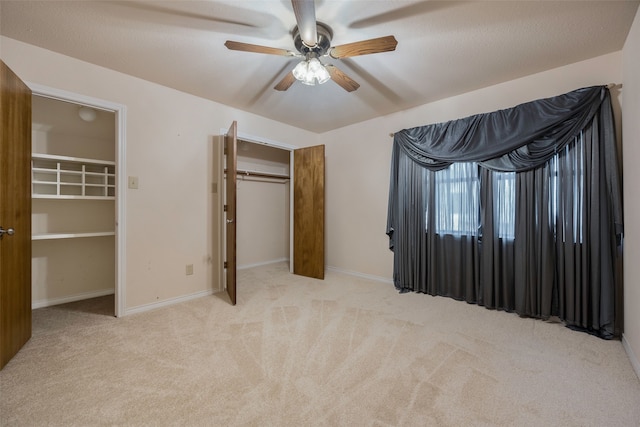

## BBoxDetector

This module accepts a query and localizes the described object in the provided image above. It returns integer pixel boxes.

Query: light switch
[128,176,139,189]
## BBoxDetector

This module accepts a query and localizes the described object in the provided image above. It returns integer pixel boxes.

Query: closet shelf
[32,231,115,241]
[33,194,116,200]
[32,153,116,199]
[32,153,116,165]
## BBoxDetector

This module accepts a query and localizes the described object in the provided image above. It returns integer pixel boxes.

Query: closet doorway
[30,85,126,317]
[235,138,292,271]
[221,128,325,303]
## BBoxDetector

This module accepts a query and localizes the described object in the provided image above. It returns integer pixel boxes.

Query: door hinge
[224,205,228,212]
[224,261,228,269]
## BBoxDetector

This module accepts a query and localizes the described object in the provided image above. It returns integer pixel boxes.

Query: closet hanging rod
[224,168,289,180]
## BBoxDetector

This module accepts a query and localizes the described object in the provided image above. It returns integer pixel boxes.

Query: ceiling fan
[224,0,398,92]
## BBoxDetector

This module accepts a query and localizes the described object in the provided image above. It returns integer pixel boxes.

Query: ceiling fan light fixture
[292,57,330,86]
[225,3,395,92]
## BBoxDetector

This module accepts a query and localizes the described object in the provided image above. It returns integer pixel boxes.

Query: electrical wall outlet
[186,264,194,276]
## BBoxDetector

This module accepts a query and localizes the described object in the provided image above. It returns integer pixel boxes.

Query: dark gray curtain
[479,168,516,310]
[386,86,623,338]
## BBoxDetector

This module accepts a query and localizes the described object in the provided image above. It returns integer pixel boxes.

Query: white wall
[1,36,318,313]
[236,179,289,269]
[622,7,640,377]
[320,52,623,281]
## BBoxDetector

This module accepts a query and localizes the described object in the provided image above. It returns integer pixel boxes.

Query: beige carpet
[1,262,639,426]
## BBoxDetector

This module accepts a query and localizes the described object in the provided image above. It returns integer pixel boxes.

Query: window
[425,133,585,242]
[494,172,515,239]
[427,162,515,238]
[431,162,480,235]
[550,132,586,243]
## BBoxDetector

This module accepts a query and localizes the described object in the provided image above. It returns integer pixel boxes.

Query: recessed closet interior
[235,139,291,270]
[31,95,116,312]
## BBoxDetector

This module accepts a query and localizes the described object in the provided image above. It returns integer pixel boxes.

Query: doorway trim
[29,82,127,317]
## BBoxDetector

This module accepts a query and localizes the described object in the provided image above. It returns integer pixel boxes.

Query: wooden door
[293,145,325,279]
[225,121,238,305]
[0,61,32,370]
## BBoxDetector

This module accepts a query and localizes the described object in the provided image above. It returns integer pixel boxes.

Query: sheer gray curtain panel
[386,86,623,338]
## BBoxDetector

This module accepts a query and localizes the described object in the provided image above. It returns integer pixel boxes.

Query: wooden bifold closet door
[293,145,325,280]
[224,121,238,305]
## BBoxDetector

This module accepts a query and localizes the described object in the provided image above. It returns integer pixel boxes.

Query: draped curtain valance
[395,86,607,172]
[390,85,623,247]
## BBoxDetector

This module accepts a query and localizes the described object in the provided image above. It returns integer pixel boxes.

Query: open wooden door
[293,145,325,279]
[0,61,32,370]
[224,121,238,305]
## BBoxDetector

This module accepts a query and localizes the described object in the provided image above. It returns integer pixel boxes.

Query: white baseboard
[238,258,289,271]
[326,265,393,285]
[124,289,213,316]
[32,289,115,309]
[622,334,640,380]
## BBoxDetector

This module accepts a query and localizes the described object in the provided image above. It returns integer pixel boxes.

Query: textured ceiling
[1,1,638,133]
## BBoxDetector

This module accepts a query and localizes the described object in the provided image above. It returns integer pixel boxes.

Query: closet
[235,139,291,269]
[31,95,116,311]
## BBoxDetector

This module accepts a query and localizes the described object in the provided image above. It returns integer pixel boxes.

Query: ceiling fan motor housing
[294,22,333,58]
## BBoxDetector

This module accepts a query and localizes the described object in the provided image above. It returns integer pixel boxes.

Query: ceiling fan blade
[329,35,398,59]
[292,0,317,47]
[274,71,297,91]
[349,2,456,29]
[325,65,360,92]
[224,40,296,56]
